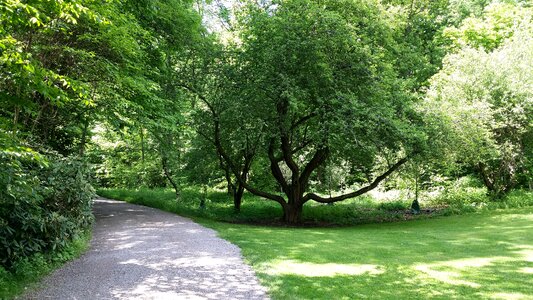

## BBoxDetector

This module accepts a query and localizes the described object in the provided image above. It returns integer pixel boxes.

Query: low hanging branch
[303,156,409,204]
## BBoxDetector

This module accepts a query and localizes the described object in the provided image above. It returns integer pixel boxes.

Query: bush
[429,176,533,214]
[429,177,489,213]
[0,231,91,299]
[377,200,410,211]
[0,147,94,269]
[491,190,533,209]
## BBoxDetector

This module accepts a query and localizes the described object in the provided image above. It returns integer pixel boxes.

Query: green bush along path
[201,207,533,299]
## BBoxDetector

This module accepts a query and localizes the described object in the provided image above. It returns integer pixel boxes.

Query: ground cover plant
[0,232,91,299]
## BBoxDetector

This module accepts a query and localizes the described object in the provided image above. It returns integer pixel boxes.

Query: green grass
[97,186,533,226]
[0,231,91,299]
[96,187,446,225]
[202,207,533,299]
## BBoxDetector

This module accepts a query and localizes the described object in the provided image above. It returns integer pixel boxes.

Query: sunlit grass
[201,207,533,299]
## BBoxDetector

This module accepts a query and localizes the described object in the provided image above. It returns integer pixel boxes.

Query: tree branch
[303,156,409,204]
[276,100,299,180]
[299,146,329,190]
[180,81,285,204]
[291,112,316,130]
[268,139,290,193]
[213,113,286,205]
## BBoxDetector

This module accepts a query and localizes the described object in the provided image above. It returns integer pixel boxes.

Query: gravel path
[21,198,269,300]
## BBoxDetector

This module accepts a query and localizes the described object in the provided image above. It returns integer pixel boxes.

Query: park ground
[99,188,533,299]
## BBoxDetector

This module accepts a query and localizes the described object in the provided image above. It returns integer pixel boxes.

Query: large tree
[208,0,430,223]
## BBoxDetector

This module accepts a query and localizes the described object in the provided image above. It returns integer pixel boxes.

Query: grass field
[203,207,533,299]
[98,187,533,299]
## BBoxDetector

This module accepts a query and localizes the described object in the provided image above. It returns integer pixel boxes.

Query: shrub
[377,200,410,211]
[491,190,533,209]
[0,147,94,269]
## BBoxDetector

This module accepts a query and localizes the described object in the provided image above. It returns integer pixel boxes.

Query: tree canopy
[1,0,531,225]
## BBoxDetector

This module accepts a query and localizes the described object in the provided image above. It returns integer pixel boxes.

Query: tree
[444,1,532,51]
[208,0,429,223]
[424,21,533,196]
[0,0,103,152]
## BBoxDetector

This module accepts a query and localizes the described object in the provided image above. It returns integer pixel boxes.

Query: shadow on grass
[208,208,533,299]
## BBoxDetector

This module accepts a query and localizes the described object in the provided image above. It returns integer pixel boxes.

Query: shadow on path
[21,198,269,300]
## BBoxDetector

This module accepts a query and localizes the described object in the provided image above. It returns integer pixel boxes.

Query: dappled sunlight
[119,255,241,271]
[414,254,531,291]
[511,245,533,262]
[414,264,482,288]
[262,260,384,277]
[223,207,533,299]
[491,213,533,222]
[414,256,510,288]
[94,199,128,204]
[35,198,271,300]
[485,292,531,300]
[114,241,145,250]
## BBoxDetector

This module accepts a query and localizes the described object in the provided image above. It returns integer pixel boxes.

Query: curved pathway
[22,198,269,300]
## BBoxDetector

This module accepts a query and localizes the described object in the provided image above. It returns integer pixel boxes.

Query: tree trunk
[162,156,180,199]
[140,128,145,166]
[282,202,303,224]
[13,106,19,138]
[200,185,207,209]
[234,184,244,213]
[225,169,235,196]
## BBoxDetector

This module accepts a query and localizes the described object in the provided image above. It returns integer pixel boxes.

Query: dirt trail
[21,198,268,300]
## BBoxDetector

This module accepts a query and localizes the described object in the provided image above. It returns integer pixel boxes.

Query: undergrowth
[97,183,532,227]
[0,231,91,299]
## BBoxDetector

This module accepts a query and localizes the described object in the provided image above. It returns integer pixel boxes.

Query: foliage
[425,23,533,195]
[201,0,436,223]
[0,140,94,269]
[0,231,91,299]
[444,2,532,51]
[0,0,107,153]
[89,127,168,188]
[429,176,490,213]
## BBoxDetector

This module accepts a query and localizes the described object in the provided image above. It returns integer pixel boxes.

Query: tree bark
[234,184,244,212]
[140,127,145,166]
[13,106,19,138]
[282,201,303,224]
[162,156,180,199]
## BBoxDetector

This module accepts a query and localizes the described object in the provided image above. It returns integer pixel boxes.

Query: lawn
[201,207,533,299]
